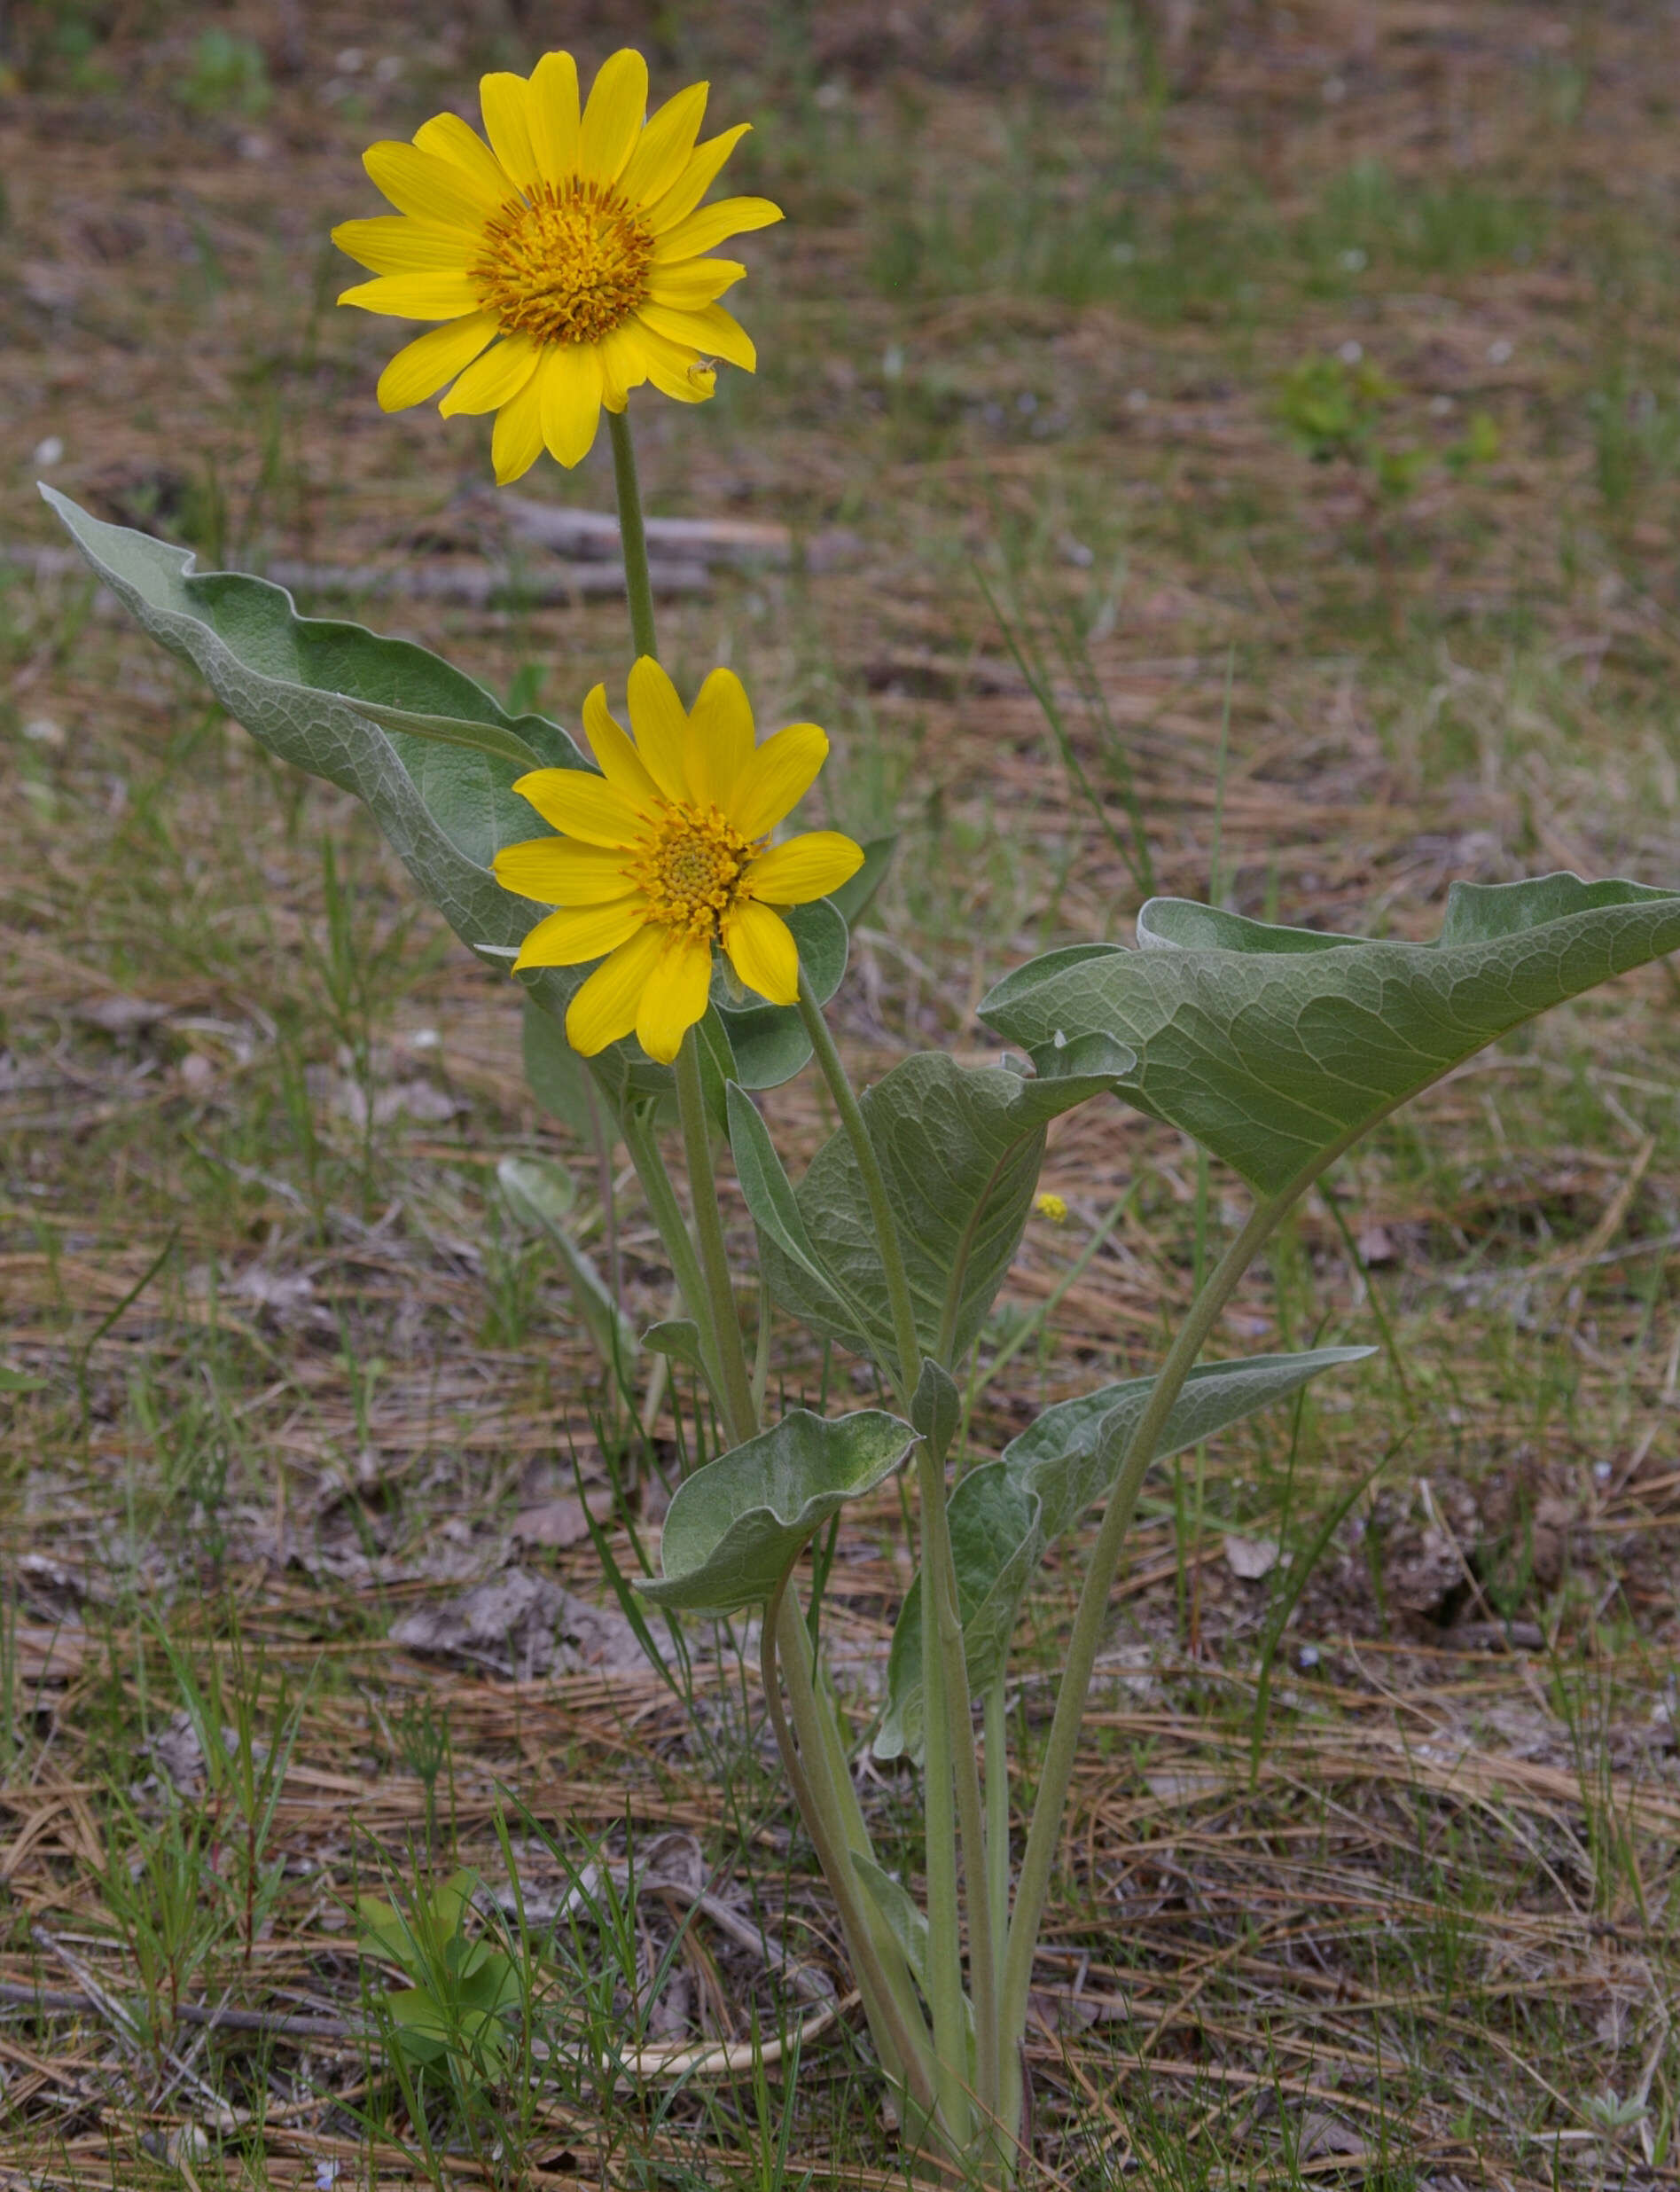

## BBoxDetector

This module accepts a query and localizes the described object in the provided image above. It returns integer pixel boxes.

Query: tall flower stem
[608,409,658,662]
[674,1029,759,1449]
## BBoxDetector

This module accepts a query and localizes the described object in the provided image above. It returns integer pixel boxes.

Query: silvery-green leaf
[42,489,590,988]
[875,1347,1372,1758]
[497,1155,637,1378]
[910,1358,961,1462]
[640,1409,914,1612]
[981,875,1680,1195]
[753,1053,1129,1366]
[643,1319,708,1374]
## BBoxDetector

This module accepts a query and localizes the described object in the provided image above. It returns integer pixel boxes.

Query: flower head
[496,661,862,1064]
[1034,1192,1069,1225]
[332,50,782,480]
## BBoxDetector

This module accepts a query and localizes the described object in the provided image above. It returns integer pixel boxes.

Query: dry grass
[3,1,1680,2185]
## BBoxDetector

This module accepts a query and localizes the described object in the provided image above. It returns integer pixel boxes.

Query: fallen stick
[4,545,711,603]
[0,1979,367,2042]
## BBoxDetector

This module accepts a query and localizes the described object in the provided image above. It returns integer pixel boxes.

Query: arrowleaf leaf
[875,1347,1372,1758]
[981,876,1680,1196]
[640,1409,915,1612]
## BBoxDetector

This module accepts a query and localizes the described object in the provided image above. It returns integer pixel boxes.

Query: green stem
[917,1444,971,2151]
[998,1195,1285,2072]
[764,1580,936,2118]
[794,969,922,1406]
[984,1673,1010,1984]
[607,408,657,662]
[675,1029,759,1449]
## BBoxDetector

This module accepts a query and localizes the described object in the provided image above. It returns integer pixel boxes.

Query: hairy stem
[607,408,657,662]
[675,1030,759,1448]
[984,1673,1011,1999]
[918,1444,971,2149]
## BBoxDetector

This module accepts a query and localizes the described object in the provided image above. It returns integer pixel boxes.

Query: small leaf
[910,1358,960,1461]
[0,1366,47,1393]
[643,1319,708,1374]
[981,874,1680,1196]
[876,1347,1372,1758]
[640,1408,915,1612]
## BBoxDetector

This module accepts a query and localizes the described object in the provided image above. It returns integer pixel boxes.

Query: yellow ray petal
[492,838,637,905]
[567,922,667,1054]
[621,321,716,403]
[438,332,540,416]
[728,722,828,839]
[478,71,540,191]
[539,344,604,469]
[636,930,714,1063]
[652,197,784,263]
[491,367,545,482]
[722,900,799,1006]
[644,258,745,309]
[338,271,483,321]
[745,831,863,906]
[619,80,708,208]
[685,667,754,810]
[512,897,646,969]
[596,324,649,411]
[363,139,502,229]
[625,657,692,804]
[375,313,498,411]
[332,216,476,276]
[579,48,648,187]
[513,766,649,846]
[582,685,660,802]
[644,123,750,232]
[636,300,756,372]
[526,50,581,180]
[413,113,516,207]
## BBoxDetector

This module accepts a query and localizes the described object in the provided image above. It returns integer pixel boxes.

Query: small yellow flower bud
[1034,1192,1068,1225]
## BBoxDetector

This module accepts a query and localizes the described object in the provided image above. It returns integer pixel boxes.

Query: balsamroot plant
[45,46,1680,2188]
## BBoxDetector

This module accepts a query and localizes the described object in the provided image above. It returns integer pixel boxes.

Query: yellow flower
[332,49,782,481]
[1034,1192,1069,1225]
[495,659,863,1064]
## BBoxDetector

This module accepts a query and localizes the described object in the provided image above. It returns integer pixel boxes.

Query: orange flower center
[629,803,758,939]
[473,181,653,346]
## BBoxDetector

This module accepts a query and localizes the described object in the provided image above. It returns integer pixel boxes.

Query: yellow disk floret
[492,659,863,1064]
